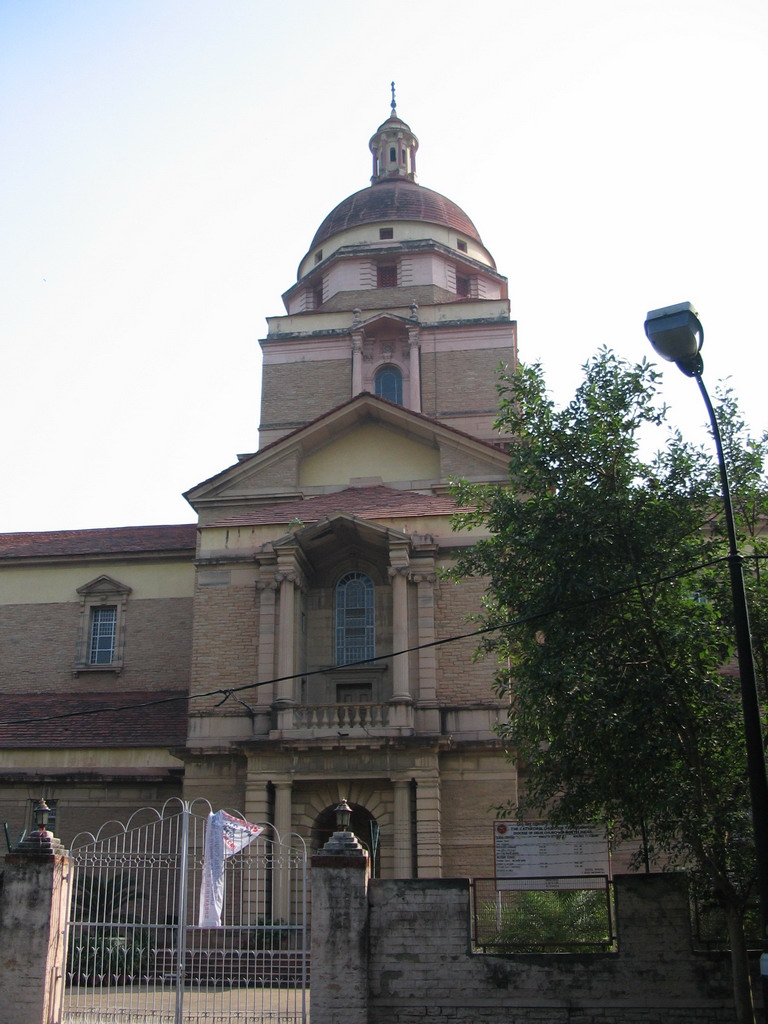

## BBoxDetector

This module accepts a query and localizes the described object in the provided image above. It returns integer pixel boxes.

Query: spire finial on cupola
[369,84,419,185]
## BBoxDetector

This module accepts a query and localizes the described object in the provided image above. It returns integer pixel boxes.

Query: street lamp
[34,798,51,834]
[334,798,353,833]
[644,301,768,1004]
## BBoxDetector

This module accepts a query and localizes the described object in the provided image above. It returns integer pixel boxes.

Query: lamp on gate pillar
[644,301,768,1002]
[334,798,353,833]
[34,798,51,834]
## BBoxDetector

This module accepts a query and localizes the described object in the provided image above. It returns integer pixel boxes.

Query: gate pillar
[0,823,70,1024]
[311,822,370,1024]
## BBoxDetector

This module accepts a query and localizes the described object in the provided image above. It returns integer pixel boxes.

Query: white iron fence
[62,799,308,1024]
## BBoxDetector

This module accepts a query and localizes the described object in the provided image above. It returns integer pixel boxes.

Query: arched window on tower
[335,572,375,666]
[375,366,403,405]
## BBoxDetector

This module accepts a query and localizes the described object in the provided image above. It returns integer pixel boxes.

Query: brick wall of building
[0,597,192,692]
[189,578,258,706]
[260,359,351,432]
[439,748,516,878]
[434,573,498,704]
[420,325,514,422]
[0,779,183,848]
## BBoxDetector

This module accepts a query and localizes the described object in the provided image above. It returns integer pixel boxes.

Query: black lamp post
[644,300,768,1003]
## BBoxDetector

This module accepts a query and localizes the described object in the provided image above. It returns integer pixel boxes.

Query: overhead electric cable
[0,552,737,728]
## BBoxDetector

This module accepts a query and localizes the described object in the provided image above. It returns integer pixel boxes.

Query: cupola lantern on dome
[297,91,498,280]
[369,82,418,184]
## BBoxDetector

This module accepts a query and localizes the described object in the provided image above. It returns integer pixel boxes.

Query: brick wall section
[432,348,505,416]
[238,448,302,492]
[359,874,742,1024]
[435,575,497,703]
[260,359,350,431]
[0,598,192,692]
[421,339,510,421]
[439,444,506,479]
[439,749,515,878]
[189,581,258,708]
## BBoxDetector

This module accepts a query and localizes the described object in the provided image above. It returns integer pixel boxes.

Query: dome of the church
[309,179,484,250]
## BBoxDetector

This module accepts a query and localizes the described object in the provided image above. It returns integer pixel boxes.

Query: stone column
[311,824,370,1024]
[273,779,293,838]
[0,825,70,1024]
[244,770,272,928]
[413,567,440,734]
[389,565,410,700]
[388,542,414,732]
[407,324,421,412]
[273,779,294,920]
[388,540,411,699]
[255,577,278,718]
[275,570,296,702]
[244,767,271,827]
[414,768,442,877]
[392,778,413,878]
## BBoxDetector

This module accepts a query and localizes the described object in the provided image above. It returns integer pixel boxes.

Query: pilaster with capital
[392,777,414,878]
[414,767,443,877]
[255,576,278,709]
[388,554,412,703]
[412,568,440,732]
[274,562,305,707]
[351,330,364,395]
[407,323,421,411]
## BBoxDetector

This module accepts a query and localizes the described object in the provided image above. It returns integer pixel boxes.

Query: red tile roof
[0,524,197,560]
[206,485,466,528]
[0,691,188,747]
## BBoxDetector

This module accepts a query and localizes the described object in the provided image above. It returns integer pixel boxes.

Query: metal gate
[62,798,308,1024]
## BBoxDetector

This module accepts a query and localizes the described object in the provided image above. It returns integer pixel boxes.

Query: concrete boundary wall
[311,845,756,1024]
[366,874,738,1023]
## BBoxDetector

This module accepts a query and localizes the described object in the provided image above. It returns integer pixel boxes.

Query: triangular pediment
[358,311,413,334]
[76,575,132,598]
[185,394,508,520]
[272,513,409,575]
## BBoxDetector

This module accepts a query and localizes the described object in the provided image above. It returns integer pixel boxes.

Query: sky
[2,0,766,533]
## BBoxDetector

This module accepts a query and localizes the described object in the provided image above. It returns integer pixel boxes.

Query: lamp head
[644,301,704,377]
[334,798,353,832]
[34,798,51,832]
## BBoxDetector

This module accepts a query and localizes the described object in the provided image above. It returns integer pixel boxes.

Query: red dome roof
[309,180,483,250]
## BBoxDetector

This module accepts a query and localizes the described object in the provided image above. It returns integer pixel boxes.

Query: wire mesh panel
[62,799,308,1024]
[471,876,615,952]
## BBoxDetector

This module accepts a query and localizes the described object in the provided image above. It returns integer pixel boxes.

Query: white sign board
[494,821,609,889]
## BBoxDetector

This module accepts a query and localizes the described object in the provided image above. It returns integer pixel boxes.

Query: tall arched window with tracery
[335,571,375,665]
[375,366,403,405]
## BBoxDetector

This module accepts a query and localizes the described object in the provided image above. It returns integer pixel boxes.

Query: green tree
[711,385,768,704]
[450,351,766,1024]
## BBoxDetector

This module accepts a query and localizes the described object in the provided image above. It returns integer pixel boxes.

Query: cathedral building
[0,99,517,878]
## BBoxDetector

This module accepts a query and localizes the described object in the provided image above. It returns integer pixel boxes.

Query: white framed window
[89,605,117,664]
[75,575,131,672]
[335,572,375,666]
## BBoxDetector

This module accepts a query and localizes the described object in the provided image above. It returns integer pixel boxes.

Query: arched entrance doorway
[312,801,381,875]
